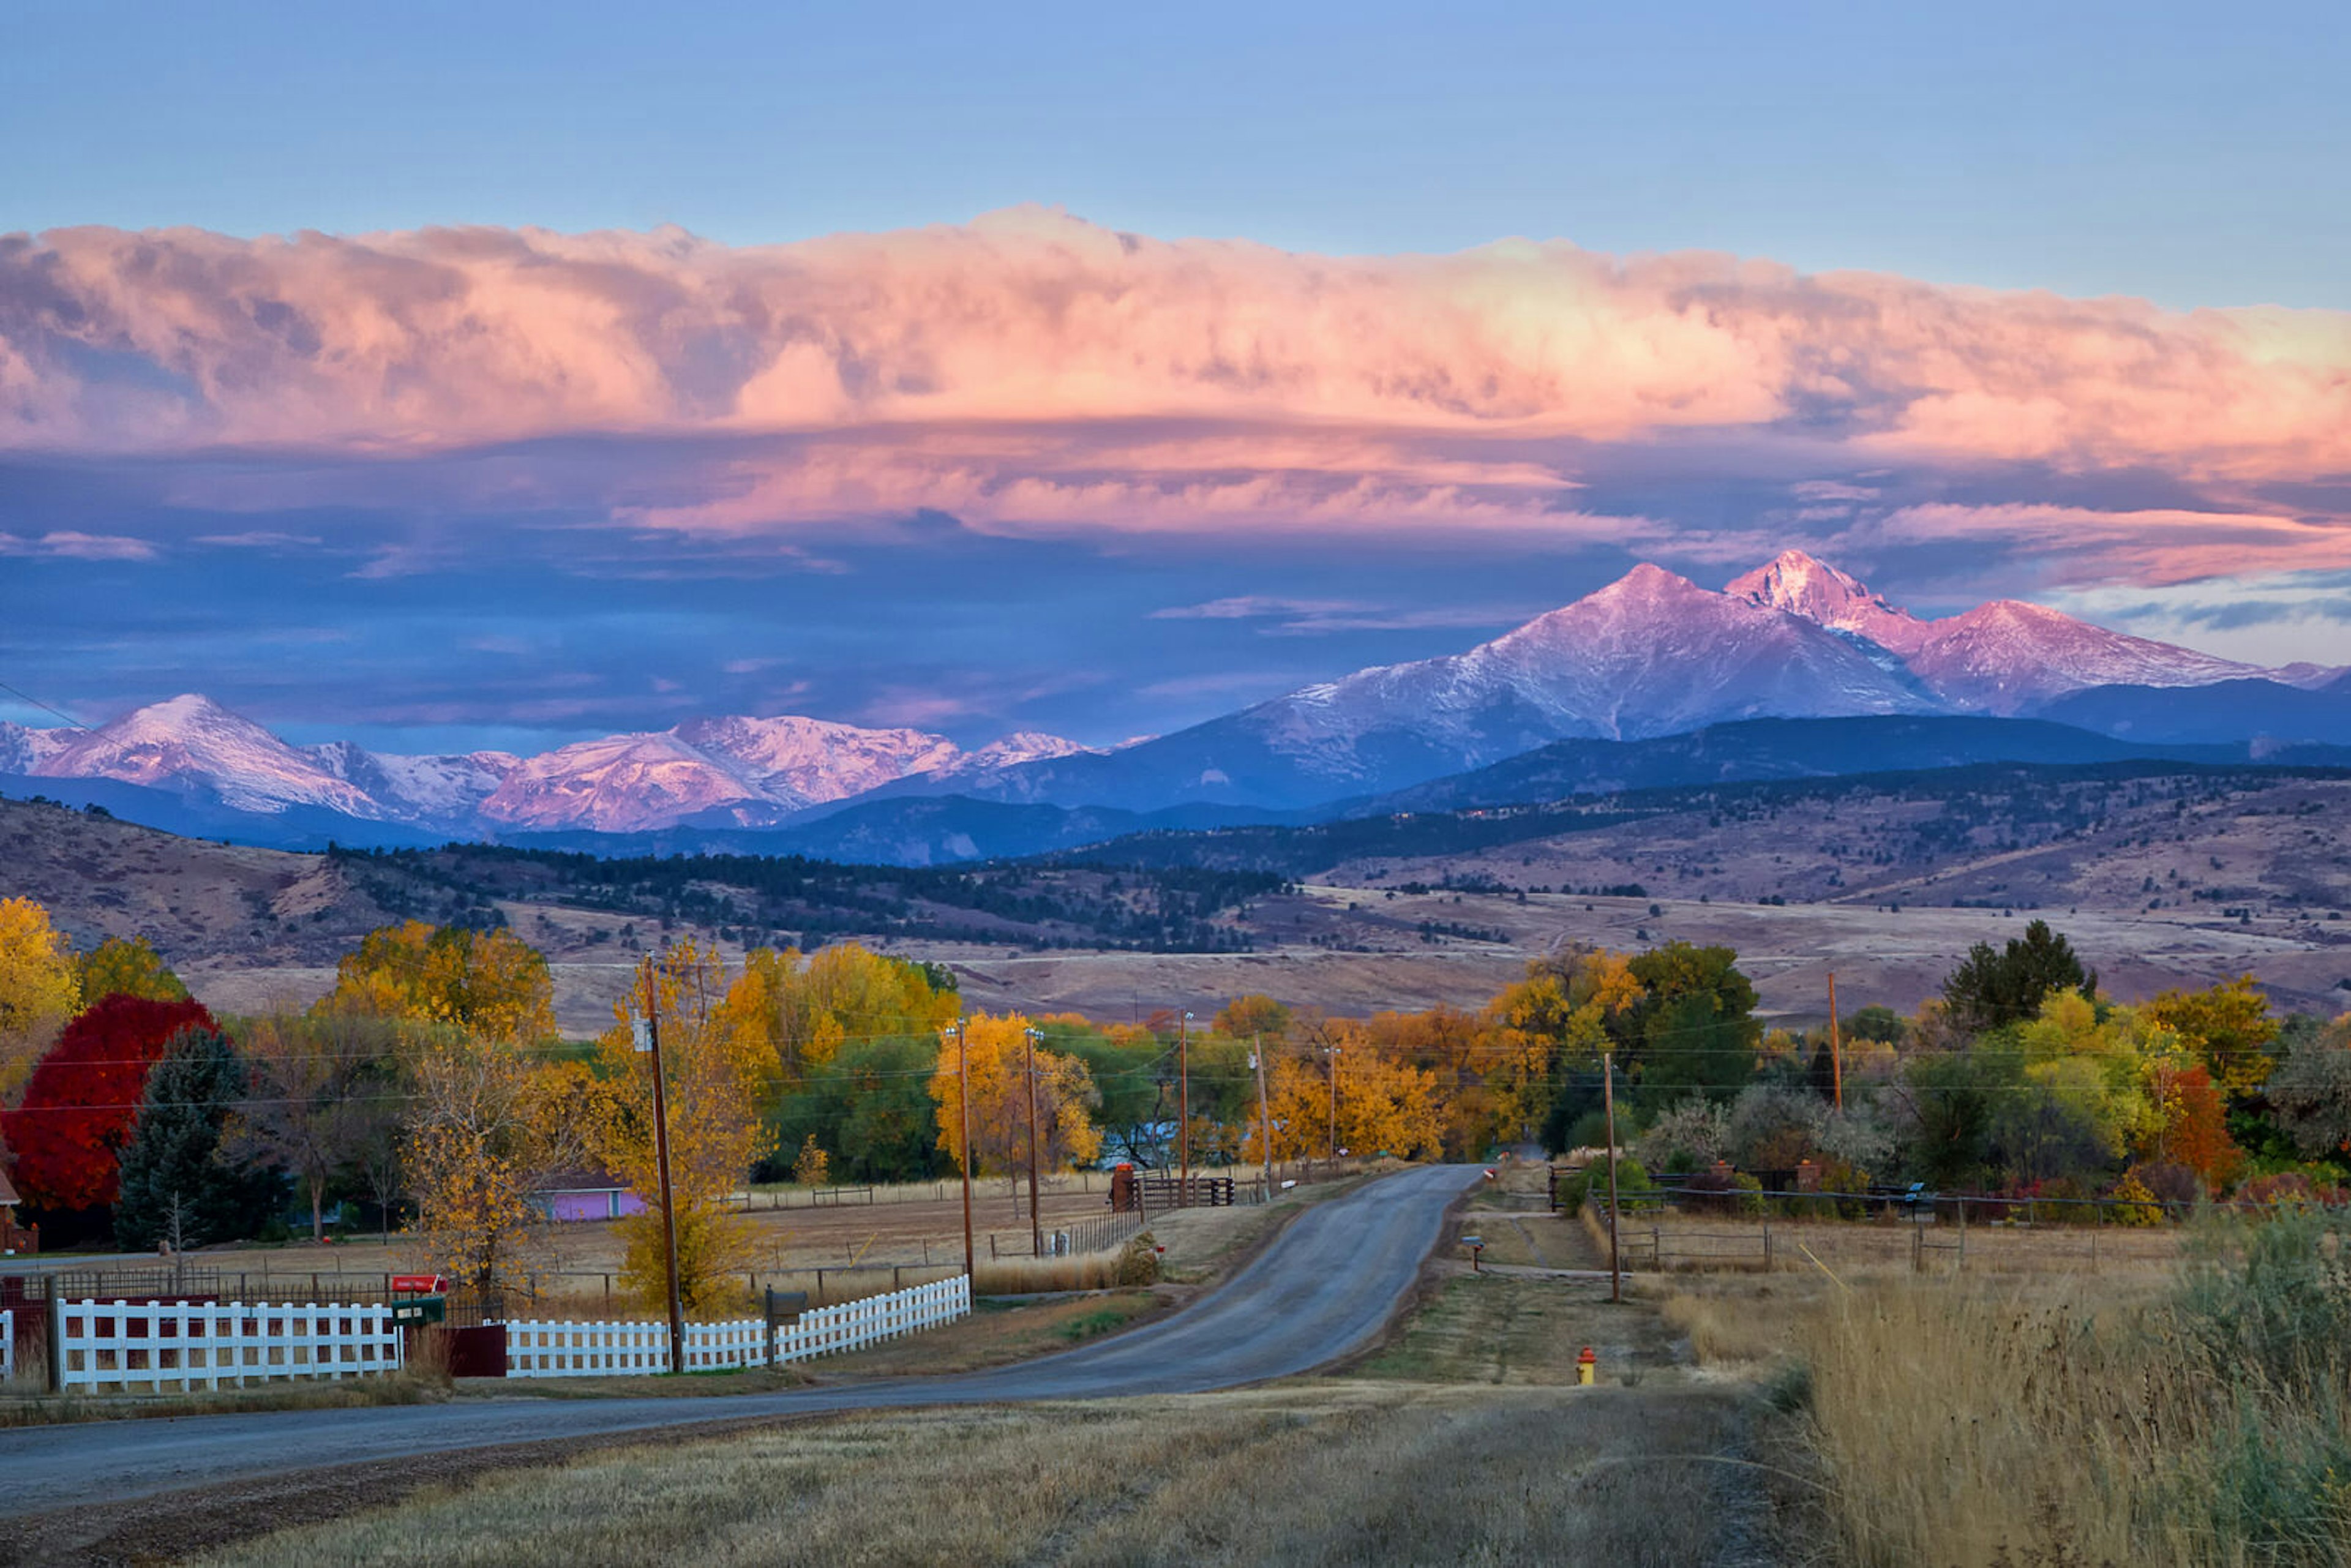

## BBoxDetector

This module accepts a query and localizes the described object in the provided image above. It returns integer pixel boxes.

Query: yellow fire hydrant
[1577,1346,1597,1386]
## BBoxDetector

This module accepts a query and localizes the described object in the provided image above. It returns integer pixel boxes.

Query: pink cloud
[5,211,2350,589]
[4,211,2342,480]
[0,530,159,560]
[1853,504,2351,587]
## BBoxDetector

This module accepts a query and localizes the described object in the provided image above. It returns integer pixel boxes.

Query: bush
[1725,1083,1828,1171]
[2129,1161,2201,1209]
[1114,1231,1161,1287]
[1680,1166,1766,1217]
[1634,1098,1729,1174]
[2105,1171,2162,1226]
[1558,1157,1652,1212]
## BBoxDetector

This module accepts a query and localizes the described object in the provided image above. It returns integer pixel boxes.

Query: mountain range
[4,552,2343,857]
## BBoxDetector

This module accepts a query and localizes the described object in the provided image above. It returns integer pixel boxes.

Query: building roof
[0,1168,19,1207]
[534,1167,630,1194]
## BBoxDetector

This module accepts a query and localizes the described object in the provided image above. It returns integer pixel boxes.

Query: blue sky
[2,2,2347,754]
[9,2,2347,307]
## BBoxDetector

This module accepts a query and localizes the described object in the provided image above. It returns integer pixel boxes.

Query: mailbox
[389,1296,446,1326]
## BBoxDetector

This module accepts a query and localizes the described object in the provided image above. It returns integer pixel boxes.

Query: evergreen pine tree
[114,1026,282,1249]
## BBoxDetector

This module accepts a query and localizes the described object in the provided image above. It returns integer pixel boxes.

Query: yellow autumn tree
[1251,1054,1338,1166]
[2143,975,2280,1095]
[0,897,81,1101]
[727,941,958,1090]
[318,921,558,1045]
[929,1013,1102,1193]
[595,939,772,1311]
[403,1032,587,1293]
[1336,1048,1444,1159]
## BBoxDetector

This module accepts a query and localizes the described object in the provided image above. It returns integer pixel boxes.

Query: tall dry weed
[1802,1207,2351,1568]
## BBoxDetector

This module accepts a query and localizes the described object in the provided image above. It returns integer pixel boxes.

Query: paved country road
[0,1164,1478,1514]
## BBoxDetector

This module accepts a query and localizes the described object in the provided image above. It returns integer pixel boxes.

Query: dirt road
[0,1164,1477,1514]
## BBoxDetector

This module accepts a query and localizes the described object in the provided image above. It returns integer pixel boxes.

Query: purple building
[532,1169,649,1223]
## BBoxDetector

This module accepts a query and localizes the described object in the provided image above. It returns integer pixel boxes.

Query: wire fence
[1577,1180,2273,1276]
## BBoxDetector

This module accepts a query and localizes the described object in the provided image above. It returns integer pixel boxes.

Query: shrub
[1725,1083,1827,1171]
[1634,1098,1729,1174]
[1114,1231,1160,1287]
[1558,1157,1652,1212]
[1680,1166,1765,1217]
[2105,1171,2162,1226]
[2129,1160,2202,1209]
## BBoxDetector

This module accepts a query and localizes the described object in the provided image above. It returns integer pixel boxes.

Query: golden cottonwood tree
[403,1033,584,1292]
[596,940,771,1311]
[929,1013,1102,1185]
[0,897,81,1101]
[727,941,958,1089]
[318,921,558,1045]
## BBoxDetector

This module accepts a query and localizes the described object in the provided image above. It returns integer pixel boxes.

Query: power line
[0,678,91,731]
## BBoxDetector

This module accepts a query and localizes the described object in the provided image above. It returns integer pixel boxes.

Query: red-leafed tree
[2147,1062,2244,1195]
[0,995,216,1213]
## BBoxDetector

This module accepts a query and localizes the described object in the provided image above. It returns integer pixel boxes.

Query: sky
[3,2,2348,754]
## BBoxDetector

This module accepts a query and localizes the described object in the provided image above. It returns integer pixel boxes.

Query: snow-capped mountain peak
[1726,550,1930,652]
[30,694,384,818]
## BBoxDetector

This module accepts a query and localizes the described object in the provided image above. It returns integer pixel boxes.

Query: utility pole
[1022,1024,1044,1259]
[943,1022,973,1278]
[1602,1048,1622,1305]
[1325,1043,1341,1163]
[1827,971,1845,1112]
[1177,1010,1193,1197]
[638,955,686,1375]
[1253,1032,1273,1196]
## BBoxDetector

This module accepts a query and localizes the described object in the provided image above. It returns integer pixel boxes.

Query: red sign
[390,1274,448,1294]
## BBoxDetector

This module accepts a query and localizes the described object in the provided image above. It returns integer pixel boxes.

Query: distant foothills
[5,552,2347,865]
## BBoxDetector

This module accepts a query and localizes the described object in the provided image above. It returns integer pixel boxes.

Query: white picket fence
[56,1300,403,1393]
[503,1273,971,1378]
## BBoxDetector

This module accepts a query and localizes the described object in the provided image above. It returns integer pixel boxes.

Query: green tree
[114,1027,282,1248]
[1623,942,1762,1107]
[230,1011,407,1242]
[78,936,190,1005]
[1940,920,2093,1033]
[768,1034,948,1184]
[1900,1043,2025,1187]
[2267,1018,2351,1160]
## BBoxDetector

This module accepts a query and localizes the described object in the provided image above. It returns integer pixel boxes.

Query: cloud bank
[4,207,2349,610]
[4,211,2345,460]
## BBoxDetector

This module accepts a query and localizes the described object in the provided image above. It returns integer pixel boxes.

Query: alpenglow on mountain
[0,696,1092,834]
[2,553,2340,841]
[866,552,2345,813]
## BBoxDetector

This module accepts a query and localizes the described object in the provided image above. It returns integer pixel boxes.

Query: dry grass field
[186,1382,1757,1568]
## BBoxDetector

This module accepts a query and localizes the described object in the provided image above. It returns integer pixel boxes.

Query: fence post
[43,1275,60,1395]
